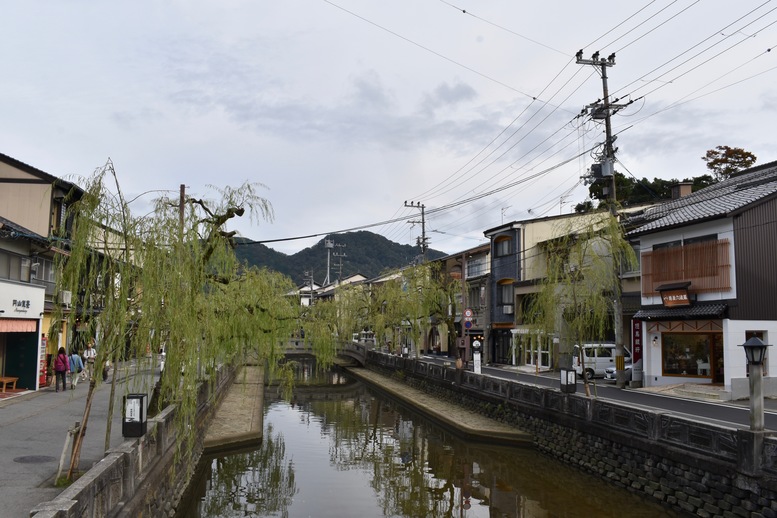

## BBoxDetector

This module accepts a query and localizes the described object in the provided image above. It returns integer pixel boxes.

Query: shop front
[0,282,46,391]
[511,328,553,370]
[634,301,727,387]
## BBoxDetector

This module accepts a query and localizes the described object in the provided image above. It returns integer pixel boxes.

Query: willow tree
[527,213,636,397]
[308,281,370,349]
[356,264,450,358]
[54,160,318,481]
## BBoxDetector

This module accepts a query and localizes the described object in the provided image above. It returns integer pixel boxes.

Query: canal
[178,362,686,517]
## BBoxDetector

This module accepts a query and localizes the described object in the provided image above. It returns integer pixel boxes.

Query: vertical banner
[631,319,642,363]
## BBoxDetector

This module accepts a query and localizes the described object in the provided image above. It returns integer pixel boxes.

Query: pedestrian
[53,347,69,393]
[83,339,97,379]
[69,349,84,389]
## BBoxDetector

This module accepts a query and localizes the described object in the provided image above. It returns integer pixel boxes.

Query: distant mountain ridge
[234,231,447,285]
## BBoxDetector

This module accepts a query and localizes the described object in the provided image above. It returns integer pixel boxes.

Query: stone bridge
[282,340,368,366]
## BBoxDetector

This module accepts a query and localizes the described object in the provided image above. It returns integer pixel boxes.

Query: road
[418,354,777,431]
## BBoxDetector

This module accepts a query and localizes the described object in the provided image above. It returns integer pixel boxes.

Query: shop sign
[631,320,642,363]
[0,284,45,317]
[661,289,691,308]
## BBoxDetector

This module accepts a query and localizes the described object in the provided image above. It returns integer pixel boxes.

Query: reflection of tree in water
[190,370,682,517]
[300,392,682,518]
[301,392,460,517]
[196,422,297,518]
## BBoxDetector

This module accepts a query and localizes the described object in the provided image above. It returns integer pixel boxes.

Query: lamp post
[739,337,771,431]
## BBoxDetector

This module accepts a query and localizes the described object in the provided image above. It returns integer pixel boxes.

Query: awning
[633,304,727,321]
[0,319,38,332]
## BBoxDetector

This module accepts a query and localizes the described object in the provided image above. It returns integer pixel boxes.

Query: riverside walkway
[344,365,532,445]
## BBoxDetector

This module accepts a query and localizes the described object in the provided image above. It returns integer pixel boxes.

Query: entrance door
[523,336,551,369]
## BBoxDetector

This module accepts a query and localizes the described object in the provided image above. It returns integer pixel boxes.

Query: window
[621,243,641,274]
[642,237,730,295]
[495,237,511,257]
[682,234,718,278]
[499,283,513,305]
[661,333,720,377]
[468,285,486,308]
[652,240,681,282]
[0,250,30,282]
[466,256,489,278]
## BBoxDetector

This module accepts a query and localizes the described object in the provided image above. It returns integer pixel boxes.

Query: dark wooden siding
[731,196,777,320]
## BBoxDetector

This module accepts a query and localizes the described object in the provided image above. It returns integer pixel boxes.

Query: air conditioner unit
[61,290,72,308]
[503,305,514,315]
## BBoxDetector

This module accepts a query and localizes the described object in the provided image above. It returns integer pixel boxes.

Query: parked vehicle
[604,363,633,383]
[572,343,631,379]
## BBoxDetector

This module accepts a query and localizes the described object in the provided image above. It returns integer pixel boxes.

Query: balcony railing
[641,239,731,295]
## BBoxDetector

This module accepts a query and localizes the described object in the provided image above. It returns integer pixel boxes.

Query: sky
[2,1,776,257]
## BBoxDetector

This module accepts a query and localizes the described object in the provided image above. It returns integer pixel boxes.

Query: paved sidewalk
[0,362,154,518]
[204,365,264,453]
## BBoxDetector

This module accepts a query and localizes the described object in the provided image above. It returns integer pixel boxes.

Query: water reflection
[182,364,685,517]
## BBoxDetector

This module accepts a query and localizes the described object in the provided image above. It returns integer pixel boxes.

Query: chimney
[671,182,693,200]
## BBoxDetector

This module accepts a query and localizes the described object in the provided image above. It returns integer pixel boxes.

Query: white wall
[724,319,776,399]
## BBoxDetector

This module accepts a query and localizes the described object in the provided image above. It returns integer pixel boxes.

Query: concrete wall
[367,352,777,517]
[30,365,234,518]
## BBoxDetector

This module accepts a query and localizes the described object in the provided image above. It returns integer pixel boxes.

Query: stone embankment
[365,352,777,518]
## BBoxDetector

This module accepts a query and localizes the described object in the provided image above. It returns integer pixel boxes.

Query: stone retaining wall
[30,365,234,518]
[368,352,777,517]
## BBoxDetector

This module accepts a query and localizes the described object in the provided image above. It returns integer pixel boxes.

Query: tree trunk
[67,377,96,481]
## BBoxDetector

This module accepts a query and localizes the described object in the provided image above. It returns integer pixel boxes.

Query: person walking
[83,340,97,379]
[69,349,84,389]
[53,347,69,393]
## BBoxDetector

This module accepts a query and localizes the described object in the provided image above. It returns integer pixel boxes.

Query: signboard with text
[661,288,691,307]
[632,320,642,363]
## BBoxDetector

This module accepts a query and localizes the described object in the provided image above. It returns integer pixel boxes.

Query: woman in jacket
[53,347,69,393]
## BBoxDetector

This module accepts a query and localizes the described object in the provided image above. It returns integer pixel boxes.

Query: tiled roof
[626,161,777,236]
[0,215,49,245]
[633,303,727,321]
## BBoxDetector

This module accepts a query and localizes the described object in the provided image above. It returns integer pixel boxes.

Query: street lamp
[739,337,771,431]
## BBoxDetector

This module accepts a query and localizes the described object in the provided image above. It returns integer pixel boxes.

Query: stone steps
[673,383,728,401]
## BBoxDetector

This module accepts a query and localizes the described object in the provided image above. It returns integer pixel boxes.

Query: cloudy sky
[2,1,775,256]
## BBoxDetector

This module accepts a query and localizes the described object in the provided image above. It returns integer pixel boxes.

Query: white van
[572,343,631,379]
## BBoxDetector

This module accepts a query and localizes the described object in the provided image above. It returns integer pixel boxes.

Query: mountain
[234,231,447,286]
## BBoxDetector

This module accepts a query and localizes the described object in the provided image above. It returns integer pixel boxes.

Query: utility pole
[576,50,629,389]
[304,270,315,306]
[404,201,428,262]
[333,243,347,282]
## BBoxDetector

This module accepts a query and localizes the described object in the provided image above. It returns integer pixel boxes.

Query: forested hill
[234,231,447,286]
